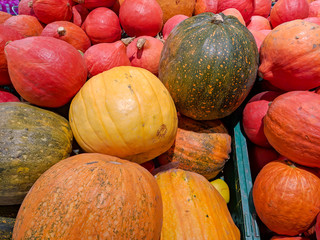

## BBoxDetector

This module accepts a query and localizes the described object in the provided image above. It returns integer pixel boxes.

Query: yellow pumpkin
[69,66,178,164]
[155,169,240,240]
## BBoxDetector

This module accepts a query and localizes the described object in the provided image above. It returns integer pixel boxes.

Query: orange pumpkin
[253,159,320,236]
[155,0,195,23]
[155,169,240,239]
[263,91,320,168]
[221,8,246,25]
[13,153,163,239]
[69,66,178,164]
[0,11,12,24]
[3,15,43,37]
[155,114,231,180]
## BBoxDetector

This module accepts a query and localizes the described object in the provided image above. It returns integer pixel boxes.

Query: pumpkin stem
[121,37,135,46]
[57,27,66,37]
[211,14,224,24]
[28,1,33,8]
[285,160,296,168]
[137,38,147,50]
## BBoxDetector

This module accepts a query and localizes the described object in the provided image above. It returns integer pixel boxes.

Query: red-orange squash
[253,0,272,18]
[41,21,91,52]
[3,15,43,38]
[263,91,320,168]
[162,14,189,40]
[155,114,231,180]
[73,0,116,9]
[253,159,320,236]
[217,0,254,24]
[71,4,89,27]
[271,237,310,240]
[69,66,178,164]
[259,20,320,91]
[5,36,87,108]
[155,0,195,23]
[0,11,12,23]
[0,89,20,102]
[193,0,218,15]
[155,169,240,239]
[304,16,320,25]
[221,8,246,25]
[308,1,320,17]
[18,0,36,16]
[12,153,163,240]
[247,15,271,31]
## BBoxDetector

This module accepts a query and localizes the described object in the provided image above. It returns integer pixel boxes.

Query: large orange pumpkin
[253,159,320,236]
[155,114,231,180]
[13,153,163,240]
[259,20,320,91]
[69,66,178,164]
[155,169,240,239]
[263,91,320,168]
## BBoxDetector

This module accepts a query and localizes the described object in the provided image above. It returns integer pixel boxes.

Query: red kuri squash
[247,15,271,31]
[162,14,189,40]
[73,0,116,9]
[71,4,89,27]
[3,15,43,37]
[253,0,272,18]
[193,0,218,15]
[0,89,20,102]
[18,0,36,16]
[217,0,254,24]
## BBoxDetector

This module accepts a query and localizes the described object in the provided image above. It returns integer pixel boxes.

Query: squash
[0,12,12,24]
[155,0,195,23]
[271,237,309,240]
[5,36,87,108]
[253,159,320,236]
[259,20,320,91]
[71,4,89,27]
[221,8,246,25]
[316,213,320,240]
[162,14,189,40]
[0,102,73,205]
[193,0,218,15]
[0,89,20,103]
[69,66,178,164]
[263,91,320,168]
[217,0,254,24]
[0,217,15,240]
[17,0,36,16]
[119,0,163,37]
[159,13,259,120]
[247,16,271,31]
[3,15,43,38]
[309,1,320,18]
[41,21,91,53]
[253,0,272,18]
[304,16,320,25]
[13,153,163,240]
[73,0,116,9]
[155,169,240,239]
[155,114,231,180]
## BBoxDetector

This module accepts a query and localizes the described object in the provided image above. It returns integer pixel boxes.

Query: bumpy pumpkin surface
[69,66,178,164]
[13,153,163,240]
[155,169,240,240]
[0,102,73,205]
[155,114,231,180]
[159,13,259,120]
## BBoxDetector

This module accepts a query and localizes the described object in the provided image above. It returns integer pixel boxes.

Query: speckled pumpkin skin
[159,12,259,120]
[0,102,73,205]
[0,217,15,240]
[13,153,163,240]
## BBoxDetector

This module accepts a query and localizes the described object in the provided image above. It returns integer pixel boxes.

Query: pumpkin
[162,14,189,40]
[4,15,43,38]
[155,169,240,239]
[263,91,320,168]
[269,0,310,28]
[71,4,89,27]
[81,7,122,44]
[193,0,218,15]
[126,36,163,75]
[41,21,91,53]
[5,36,87,108]
[304,16,320,25]
[316,213,320,240]
[308,1,320,17]
[221,8,246,25]
[0,102,73,205]
[17,0,36,16]
[249,30,270,50]
[33,0,73,24]
[247,15,271,31]
[119,0,163,37]
[84,40,131,77]
[0,89,20,103]
[271,237,310,240]
[253,159,320,236]
[110,0,125,15]
[217,0,254,24]
[253,0,272,18]
[69,66,178,164]
[0,25,24,86]
[248,144,280,179]
[155,0,195,23]
[0,217,15,240]
[242,91,282,147]
[159,13,259,120]
[154,114,231,180]
[259,20,320,91]
[13,153,163,240]
[73,0,116,9]
[0,12,12,24]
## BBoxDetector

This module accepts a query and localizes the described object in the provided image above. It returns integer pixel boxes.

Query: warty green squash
[159,12,259,120]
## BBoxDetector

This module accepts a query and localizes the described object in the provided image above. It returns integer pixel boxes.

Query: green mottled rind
[0,217,15,240]
[0,102,73,205]
[159,12,259,120]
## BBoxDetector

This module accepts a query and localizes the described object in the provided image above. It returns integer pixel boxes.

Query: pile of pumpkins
[0,0,320,239]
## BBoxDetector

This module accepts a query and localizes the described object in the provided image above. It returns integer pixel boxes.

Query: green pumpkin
[159,13,259,120]
[0,217,15,240]
[0,102,73,205]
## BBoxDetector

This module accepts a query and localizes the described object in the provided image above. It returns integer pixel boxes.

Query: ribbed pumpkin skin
[156,115,231,180]
[0,102,73,205]
[159,13,259,120]
[3,15,43,38]
[253,160,320,236]
[155,169,240,240]
[263,91,320,168]
[13,153,163,240]
[69,66,178,164]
